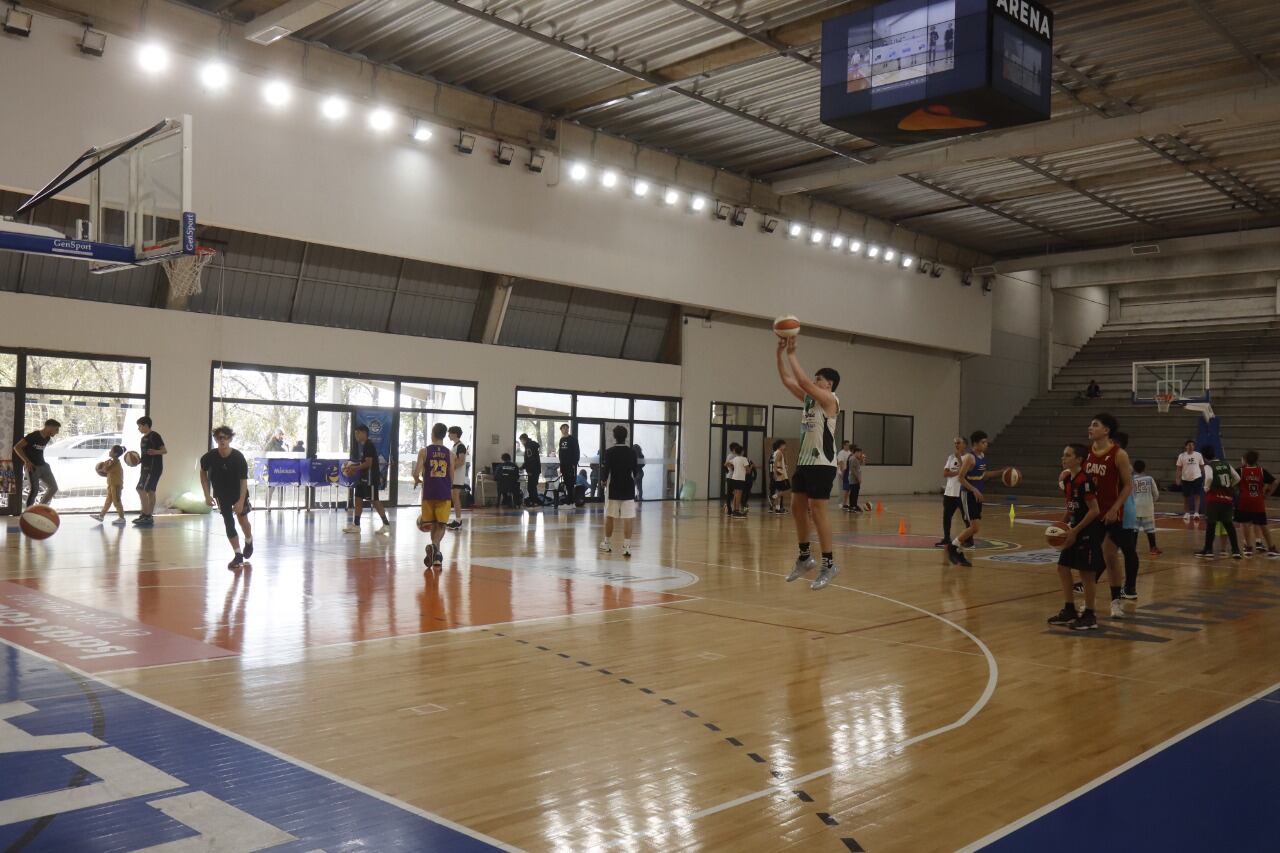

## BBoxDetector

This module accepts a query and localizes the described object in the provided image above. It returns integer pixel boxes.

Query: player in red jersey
[1084,413,1132,620]
[1234,450,1276,557]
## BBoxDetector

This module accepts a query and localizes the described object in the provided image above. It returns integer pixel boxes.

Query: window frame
[851,410,915,467]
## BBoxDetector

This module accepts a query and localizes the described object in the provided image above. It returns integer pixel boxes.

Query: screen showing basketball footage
[845,2,958,95]
[820,0,1052,146]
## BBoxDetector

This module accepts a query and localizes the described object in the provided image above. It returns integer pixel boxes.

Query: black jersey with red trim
[1064,470,1102,532]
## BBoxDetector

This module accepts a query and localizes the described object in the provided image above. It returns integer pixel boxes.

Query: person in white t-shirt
[937,436,967,547]
[769,439,791,514]
[724,443,753,519]
[1175,440,1205,521]
[836,441,853,509]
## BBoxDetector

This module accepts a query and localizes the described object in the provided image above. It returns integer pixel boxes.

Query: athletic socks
[1110,586,1122,601]
[821,552,834,568]
[799,542,811,559]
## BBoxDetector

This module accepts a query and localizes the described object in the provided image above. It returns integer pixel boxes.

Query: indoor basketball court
[2,1,1280,851]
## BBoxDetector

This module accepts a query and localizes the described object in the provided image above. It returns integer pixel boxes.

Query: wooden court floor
[3,496,1278,851]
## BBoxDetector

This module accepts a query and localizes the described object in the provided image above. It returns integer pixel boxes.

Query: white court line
[605,558,1000,846]
[0,636,525,853]
[957,677,1280,852]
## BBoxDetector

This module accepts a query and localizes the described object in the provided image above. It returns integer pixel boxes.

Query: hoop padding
[1155,392,1176,414]
[162,247,215,298]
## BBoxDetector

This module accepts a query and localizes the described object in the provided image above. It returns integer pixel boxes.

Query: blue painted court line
[967,681,1280,852]
[0,641,518,852]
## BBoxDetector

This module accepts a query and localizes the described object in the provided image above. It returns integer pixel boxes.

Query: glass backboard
[1131,359,1211,404]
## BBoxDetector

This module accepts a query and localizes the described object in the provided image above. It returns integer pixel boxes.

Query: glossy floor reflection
[3,499,1278,851]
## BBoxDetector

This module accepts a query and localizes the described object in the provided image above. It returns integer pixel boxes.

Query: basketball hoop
[1155,392,1177,413]
[161,247,216,298]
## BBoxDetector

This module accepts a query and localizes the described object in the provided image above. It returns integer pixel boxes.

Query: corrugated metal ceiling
[175,1,1280,257]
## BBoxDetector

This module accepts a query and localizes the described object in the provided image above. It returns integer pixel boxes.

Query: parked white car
[43,432,123,494]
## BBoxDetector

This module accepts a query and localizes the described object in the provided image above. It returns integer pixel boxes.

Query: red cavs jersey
[1084,443,1120,515]
[1238,465,1269,514]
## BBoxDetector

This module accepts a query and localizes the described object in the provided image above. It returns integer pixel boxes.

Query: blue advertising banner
[266,458,301,485]
[354,408,394,490]
[309,458,341,487]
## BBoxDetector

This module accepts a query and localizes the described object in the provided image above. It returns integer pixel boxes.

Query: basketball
[124,451,141,467]
[342,461,359,478]
[1045,525,1068,549]
[773,314,801,338]
[95,461,110,477]
[417,516,432,532]
[20,505,60,540]
[863,501,873,511]
[1002,467,1021,487]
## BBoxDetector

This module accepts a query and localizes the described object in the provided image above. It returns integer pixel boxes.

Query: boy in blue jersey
[949,430,1011,567]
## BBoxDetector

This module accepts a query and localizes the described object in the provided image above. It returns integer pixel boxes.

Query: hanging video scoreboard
[820,0,1053,146]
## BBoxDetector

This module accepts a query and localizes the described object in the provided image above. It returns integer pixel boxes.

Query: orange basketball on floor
[124,451,141,467]
[1002,467,1021,487]
[773,314,801,338]
[20,505,60,540]
[1045,525,1068,549]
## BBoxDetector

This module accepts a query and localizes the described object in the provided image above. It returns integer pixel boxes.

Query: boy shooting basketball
[414,422,453,570]
[776,337,841,591]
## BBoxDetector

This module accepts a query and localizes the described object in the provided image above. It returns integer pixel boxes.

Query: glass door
[574,419,605,501]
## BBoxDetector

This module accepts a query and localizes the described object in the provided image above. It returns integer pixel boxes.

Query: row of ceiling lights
[565,161,928,271]
[123,38,948,277]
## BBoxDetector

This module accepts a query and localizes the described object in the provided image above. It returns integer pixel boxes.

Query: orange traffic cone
[898,519,907,535]
[876,501,884,515]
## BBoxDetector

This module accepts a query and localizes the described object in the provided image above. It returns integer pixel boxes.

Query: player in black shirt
[1050,443,1105,631]
[344,424,391,534]
[557,424,581,506]
[134,416,166,527]
[13,418,61,507]
[493,453,521,508]
[519,434,542,506]
[599,425,638,556]
[200,425,254,570]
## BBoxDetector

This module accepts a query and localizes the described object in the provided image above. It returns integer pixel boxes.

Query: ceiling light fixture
[849,239,863,254]
[761,217,779,234]
[600,169,619,189]
[262,79,291,107]
[78,27,106,56]
[496,143,516,166]
[690,195,707,212]
[868,245,880,258]
[568,161,588,181]
[788,222,804,239]
[411,119,433,142]
[320,96,348,121]
[137,43,169,73]
[663,188,679,206]
[810,229,825,245]
[527,151,546,172]
[368,108,394,132]
[831,234,845,249]
[199,61,230,91]
[3,8,33,37]
[730,207,748,227]
[884,248,897,262]
[633,179,650,197]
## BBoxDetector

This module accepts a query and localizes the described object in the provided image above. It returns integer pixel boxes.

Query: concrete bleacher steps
[985,315,1280,498]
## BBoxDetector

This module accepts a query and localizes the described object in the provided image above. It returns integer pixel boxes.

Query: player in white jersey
[775,337,842,590]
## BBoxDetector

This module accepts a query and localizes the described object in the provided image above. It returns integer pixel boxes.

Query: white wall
[960,272,1040,437]
[0,292,679,503]
[1052,285,1109,371]
[1116,276,1279,322]
[960,276,1110,437]
[0,13,991,357]
[681,316,961,497]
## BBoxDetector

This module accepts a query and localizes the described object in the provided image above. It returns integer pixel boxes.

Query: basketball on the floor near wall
[1045,525,1068,548]
[773,314,801,338]
[124,451,141,467]
[20,505,60,540]
[1002,467,1021,487]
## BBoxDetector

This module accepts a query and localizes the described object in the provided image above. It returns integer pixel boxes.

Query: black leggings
[1094,528,1140,592]
[217,499,249,538]
[1203,519,1240,554]
[943,495,962,540]
[847,482,861,507]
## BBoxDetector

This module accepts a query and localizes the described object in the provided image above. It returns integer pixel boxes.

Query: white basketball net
[1155,393,1176,413]
[161,248,216,298]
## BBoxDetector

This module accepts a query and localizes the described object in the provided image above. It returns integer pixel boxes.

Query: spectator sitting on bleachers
[1085,379,1102,398]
